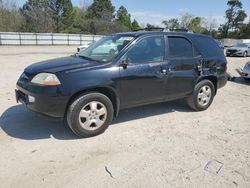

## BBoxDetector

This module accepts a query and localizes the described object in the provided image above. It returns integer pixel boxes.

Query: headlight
[31,73,61,86]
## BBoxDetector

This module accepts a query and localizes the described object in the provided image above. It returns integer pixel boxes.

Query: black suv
[16,31,227,137]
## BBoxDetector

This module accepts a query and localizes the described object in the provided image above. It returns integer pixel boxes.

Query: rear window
[192,36,224,58]
[168,37,193,58]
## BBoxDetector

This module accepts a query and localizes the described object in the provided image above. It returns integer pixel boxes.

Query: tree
[21,0,54,32]
[162,18,179,31]
[146,23,158,30]
[116,6,131,29]
[131,19,140,31]
[86,0,115,21]
[236,19,250,38]
[188,17,205,33]
[48,0,76,33]
[64,6,87,33]
[204,17,218,33]
[219,0,247,38]
[179,12,193,30]
[0,0,24,32]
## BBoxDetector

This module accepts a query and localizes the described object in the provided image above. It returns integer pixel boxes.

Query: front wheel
[243,51,247,57]
[67,93,114,137]
[187,80,215,111]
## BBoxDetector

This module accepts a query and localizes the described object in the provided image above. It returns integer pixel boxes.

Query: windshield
[235,43,248,47]
[79,35,134,62]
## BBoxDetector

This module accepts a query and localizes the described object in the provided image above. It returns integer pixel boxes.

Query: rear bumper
[16,85,69,118]
[217,73,228,89]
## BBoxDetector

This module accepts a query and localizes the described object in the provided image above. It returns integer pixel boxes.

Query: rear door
[162,36,203,99]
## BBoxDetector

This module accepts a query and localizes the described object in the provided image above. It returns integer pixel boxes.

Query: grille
[227,49,237,53]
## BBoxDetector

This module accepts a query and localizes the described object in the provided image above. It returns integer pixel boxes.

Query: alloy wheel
[78,101,107,131]
[197,85,212,106]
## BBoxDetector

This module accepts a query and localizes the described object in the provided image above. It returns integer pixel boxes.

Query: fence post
[35,33,38,45]
[80,34,82,46]
[67,34,69,46]
[51,33,54,45]
[19,32,22,46]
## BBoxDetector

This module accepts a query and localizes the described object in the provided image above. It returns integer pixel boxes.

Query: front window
[126,36,165,64]
[79,35,134,62]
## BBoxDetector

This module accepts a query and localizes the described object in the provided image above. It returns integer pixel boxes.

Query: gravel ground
[0,46,249,188]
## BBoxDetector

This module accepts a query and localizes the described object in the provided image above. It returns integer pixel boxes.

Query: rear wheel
[67,93,114,137]
[187,80,215,111]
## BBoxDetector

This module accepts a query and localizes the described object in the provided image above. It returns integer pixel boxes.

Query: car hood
[227,47,247,50]
[24,56,102,74]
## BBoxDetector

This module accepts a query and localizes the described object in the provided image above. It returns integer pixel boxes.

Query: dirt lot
[0,46,249,188]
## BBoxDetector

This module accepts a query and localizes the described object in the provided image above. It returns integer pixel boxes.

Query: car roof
[115,31,211,39]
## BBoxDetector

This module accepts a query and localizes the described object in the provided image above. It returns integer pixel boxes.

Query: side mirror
[120,58,129,69]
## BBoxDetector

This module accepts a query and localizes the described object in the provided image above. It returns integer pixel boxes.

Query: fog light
[28,95,35,103]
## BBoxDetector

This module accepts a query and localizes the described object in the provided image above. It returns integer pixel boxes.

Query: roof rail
[133,27,165,32]
[132,28,193,33]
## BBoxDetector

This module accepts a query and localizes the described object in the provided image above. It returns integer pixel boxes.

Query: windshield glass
[235,43,247,47]
[79,35,134,62]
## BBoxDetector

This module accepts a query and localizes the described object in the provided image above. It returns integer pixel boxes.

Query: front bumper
[16,84,69,118]
[226,51,244,57]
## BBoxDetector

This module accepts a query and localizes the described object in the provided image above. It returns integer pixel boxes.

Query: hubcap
[197,85,212,106]
[78,101,107,131]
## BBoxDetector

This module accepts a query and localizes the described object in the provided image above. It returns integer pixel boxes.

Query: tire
[187,80,215,111]
[243,51,247,57]
[67,92,114,137]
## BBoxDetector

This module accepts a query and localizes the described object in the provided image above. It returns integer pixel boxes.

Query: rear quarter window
[192,36,224,58]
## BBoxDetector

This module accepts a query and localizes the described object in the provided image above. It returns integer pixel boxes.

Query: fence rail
[0,32,103,46]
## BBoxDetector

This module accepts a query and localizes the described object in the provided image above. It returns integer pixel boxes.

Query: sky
[18,0,250,26]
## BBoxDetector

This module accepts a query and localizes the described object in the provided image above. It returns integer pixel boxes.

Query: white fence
[0,32,103,46]
[221,38,250,47]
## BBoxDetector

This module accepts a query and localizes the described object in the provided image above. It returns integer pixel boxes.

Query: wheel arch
[65,86,120,117]
[196,76,218,94]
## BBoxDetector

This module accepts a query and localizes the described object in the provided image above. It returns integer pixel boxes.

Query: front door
[118,35,167,108]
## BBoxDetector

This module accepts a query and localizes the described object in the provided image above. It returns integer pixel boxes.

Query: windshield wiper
[78,55,96,61]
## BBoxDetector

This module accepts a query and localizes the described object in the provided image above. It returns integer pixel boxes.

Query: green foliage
[146,23,157,29]
[238,20,250,38]
[116,6,131,29]
[1,0,249,39]
[21,0,54,32]
[86,0,115,21]
[162,18,179,31]
[179,13,193,29]
[188,17,205,33]
[219,0,247,38]
[0,0,24,32]
[49,0,76,32]
[131,19,141,31]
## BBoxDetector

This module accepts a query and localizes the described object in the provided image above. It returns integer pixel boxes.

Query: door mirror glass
[120,57,129,68]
